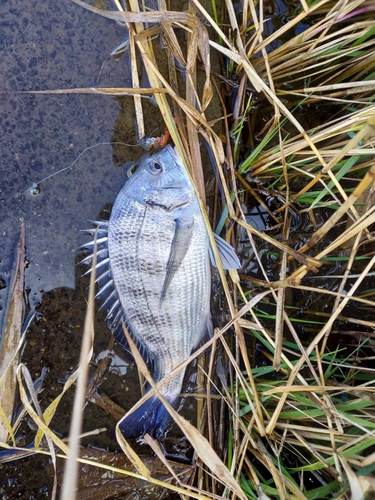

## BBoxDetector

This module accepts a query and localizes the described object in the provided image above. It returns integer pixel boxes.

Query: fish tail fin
[119,395,176,439]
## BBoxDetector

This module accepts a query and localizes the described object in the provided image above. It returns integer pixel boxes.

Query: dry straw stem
[115,0,266,452]
[70,0,214,190]
[253,0,368,54]
[35,367,80,448]
[112,0,145,140]
[190,0,340,167]
[118,325,247,500]
[244,106,375,177]
[266,253,375,435]
[253,16,375,86]
[61,230,97,500]
[289,111,375,210]
[288,168,375,286]
[302,162,375,251]
[21,87,168,95]
[1,443,212,500]
[0,223,25,445]
[12,0,375,497]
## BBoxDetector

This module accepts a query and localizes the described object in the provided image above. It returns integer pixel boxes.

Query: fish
[82,145,240,439]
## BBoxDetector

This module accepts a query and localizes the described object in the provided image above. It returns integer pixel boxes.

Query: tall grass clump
[1,0,375,498]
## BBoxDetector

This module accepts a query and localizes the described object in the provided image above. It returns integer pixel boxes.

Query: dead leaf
[0,223,25,443]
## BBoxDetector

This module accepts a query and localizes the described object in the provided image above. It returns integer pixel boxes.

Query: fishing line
[29,141,139,195]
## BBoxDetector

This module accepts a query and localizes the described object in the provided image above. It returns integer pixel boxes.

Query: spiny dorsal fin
[79,220,153,369]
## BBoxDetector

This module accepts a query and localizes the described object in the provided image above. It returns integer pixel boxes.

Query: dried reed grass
[2,0,375,498]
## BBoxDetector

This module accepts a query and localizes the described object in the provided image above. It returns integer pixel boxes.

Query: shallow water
[0,0,152,335]
[0,1,175,496]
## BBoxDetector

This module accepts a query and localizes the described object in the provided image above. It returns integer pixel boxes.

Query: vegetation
[2,0,375,498]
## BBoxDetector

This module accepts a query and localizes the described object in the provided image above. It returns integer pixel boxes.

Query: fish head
[127,145,195,211]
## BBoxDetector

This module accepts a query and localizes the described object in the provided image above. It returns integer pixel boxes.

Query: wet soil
[0,0,227,496]
[0,0,174,497]
[0,0,164,333]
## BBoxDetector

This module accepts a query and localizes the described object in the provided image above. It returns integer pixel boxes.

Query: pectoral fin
[160,218,193,303]
[209,233,241,270]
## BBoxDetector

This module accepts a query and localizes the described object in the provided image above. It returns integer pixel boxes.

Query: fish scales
[83,145,240,438]
[110,200,210,341]
[108,145,211,437]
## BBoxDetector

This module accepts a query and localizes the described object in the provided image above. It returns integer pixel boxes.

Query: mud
[0,0,176,497]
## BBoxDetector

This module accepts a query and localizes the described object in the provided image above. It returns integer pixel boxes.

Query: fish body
[109,145,211,437]
[82,145,240,438]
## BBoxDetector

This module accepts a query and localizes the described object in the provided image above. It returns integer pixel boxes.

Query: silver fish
[82,145,240,438]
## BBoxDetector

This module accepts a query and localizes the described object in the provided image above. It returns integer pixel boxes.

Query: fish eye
[149,161,163,175]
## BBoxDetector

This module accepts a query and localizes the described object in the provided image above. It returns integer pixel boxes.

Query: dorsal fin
[79,221,153,368]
